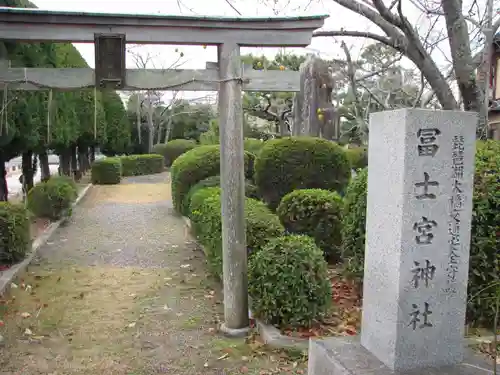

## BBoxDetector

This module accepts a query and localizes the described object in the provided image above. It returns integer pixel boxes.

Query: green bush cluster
[467,140,500,325]
[0,202,31,265]
[254,137,351,210]
[121,154,164,176]
[184,175,258,214]
[27,177,78,221]
[190,187,284,278]
[170,145,252,215]
[91,158,122,185]
[248,235,331,328]
[345,146,368,170]
[152,139,198,167]
[244,138,265,157]
[278,189,343,262]
[340,168,368,279]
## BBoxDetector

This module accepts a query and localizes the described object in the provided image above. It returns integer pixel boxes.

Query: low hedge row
[91,158,122,185]
[171,145,253,215]
[189,187,284,278]
[121,154,164,176]
[152,139,198,167]
[0,202,30,265]
[91,154,165,184]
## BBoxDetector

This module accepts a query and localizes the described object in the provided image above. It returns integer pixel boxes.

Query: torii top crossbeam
[0,7,327,46]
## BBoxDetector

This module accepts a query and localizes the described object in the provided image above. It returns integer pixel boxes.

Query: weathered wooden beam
[0,7,327,46]
[217,42,248,335]
[0,67,300,92]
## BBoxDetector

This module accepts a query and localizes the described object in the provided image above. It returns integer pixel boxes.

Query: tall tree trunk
[89,145,96,164]
[147,100,154,153]
[77,146,88,175]
[0,151,7,201]
[21,150,35,193]
[39,150,51,182]
[70,144,79,180]
[59,147,71,176]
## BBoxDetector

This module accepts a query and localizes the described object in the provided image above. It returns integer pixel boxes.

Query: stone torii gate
[0,7,327,335]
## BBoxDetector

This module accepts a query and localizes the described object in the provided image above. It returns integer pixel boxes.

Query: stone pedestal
[308,337,493,375]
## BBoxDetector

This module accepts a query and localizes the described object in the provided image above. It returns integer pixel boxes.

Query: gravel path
[0,172,307,375]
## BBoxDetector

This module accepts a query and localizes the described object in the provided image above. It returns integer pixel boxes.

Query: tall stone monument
[308,109,488,374]
[292,55,340,140]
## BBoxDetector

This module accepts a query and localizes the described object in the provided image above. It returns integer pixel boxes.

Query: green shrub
[190,188,284,278]
[278,189,343,262]
[0,202,30,265]
[171,145,251,215]
[244,138,265,157]
[467,140,500,325]
[184,175,259,216]
[91,158,122,185]
[49,175,78,200]
[254,137,351,210]
[152,139,198,167]
[345,147,368,170]
[340,168,368,279]
[248,235,331,328]
[121,154,164,176]
[27,178,77,221]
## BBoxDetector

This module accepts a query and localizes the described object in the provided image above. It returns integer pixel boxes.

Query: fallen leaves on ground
[282,267,362,339]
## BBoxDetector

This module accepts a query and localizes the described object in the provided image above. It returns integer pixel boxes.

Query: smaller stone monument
[308,109,491,375]
[292,55,339,140]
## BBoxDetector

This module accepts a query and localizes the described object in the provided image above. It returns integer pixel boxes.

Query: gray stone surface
[292,55,339,139]
[307,337,493,375]
[361,109,477,371]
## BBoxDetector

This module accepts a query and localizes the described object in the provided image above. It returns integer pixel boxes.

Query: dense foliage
[248,235,331,328]
[254,137,351,210]
[341,168,368,278]
[91,158,122,185]
[190,187,284,278]
[345,147,368,170]
[0,0,130,201]
[467,140,500,325]
[278,189,343,262]
[152,139,198,167]
[0,202,30,265]
[27,178,77,220]
[120,154,164,176]
[170,145,251,215]
[184,175,258,216]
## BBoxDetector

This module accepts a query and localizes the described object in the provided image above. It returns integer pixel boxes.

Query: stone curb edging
[180,215,498,351]
[0,184,93,298]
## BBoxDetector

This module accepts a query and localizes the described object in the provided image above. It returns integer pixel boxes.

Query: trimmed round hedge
[152,139,198,167]
[171,145,251,215]
[0,202,30,265]
[184,175,259,215]
[277,189,343,262]
[345,146,368,170]
[91,158,122,185]
[340,168,368,279]
[248,235,332,328]
[49,175,78,200]
[121,154,164,176]
[467,140,500,325]
[190,187,284,278]
[254,137,351,210]
[27,178,77,221]
[244,138,265,157]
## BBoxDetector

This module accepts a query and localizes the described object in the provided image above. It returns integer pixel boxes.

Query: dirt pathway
[0,172,306,375]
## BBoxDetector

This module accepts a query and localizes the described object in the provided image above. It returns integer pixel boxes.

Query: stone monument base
[308,337,493,375]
